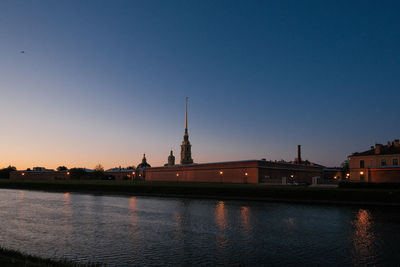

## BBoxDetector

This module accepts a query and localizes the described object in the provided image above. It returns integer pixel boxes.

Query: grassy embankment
[0,247,100,267]
[1,179,400,205]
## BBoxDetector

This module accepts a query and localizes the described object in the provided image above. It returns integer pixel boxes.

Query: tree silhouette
[57,166,68,171]
[94,164,104,172]
[0,166,17,179]
[341,160,350,173]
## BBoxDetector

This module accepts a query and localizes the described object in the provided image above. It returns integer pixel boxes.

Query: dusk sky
[0,0,399,170]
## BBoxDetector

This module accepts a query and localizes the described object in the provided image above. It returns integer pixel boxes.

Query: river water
[0,189,399,266]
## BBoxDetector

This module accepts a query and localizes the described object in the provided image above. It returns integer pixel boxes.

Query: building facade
[349,140,400,182]
[145,160,325,184]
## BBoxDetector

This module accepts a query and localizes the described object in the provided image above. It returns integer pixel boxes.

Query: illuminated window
[381,159,386,166]
[360,160,364,168]
[393,158,398,166]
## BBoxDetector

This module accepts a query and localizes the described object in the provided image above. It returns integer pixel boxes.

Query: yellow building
[349,140,400,182]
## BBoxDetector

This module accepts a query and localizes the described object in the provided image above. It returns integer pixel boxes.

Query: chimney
[375,144,382,154]
[297,145,302,163]
[387,141,391,148]
[394,139,400,148]
[370,146,374,150]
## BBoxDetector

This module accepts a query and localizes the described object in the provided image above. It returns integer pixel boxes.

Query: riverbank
[0,247,99,267]
[1,180,400,205]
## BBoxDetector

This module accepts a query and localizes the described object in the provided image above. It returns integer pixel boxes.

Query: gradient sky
[1,0,399,170]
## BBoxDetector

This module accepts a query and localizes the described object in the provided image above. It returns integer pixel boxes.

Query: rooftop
[351,139,400,156]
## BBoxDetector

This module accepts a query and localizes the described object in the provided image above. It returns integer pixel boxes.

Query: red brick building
[145,160,325,184]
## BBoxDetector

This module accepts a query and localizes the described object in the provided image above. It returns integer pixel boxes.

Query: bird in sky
[20,51,25,53]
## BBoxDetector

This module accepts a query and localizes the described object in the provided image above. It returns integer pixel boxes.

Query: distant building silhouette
[167,150,175,166]
[137,154,151,169]
[9,97,347,184]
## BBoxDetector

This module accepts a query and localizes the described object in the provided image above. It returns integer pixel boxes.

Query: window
[393,158,398,166]
[360,160,364,168]
[381,159,386,166]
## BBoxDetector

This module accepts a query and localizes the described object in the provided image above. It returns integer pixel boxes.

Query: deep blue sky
[0,0,399,169]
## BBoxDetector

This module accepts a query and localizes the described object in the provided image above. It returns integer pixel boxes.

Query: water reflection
[215,201,229,264]
[352,209,377,265]
[286,217,296,228]
[15,190,26,230]
[215,201,226,230]
[62,193,72,237]
[63,192,70,204]
[18,190,25,200]
[1,189,399,266]
[240,206,250,234]
[129,197,136,211]
[129,197,137,227]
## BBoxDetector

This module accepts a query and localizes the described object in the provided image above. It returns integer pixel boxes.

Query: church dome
[137,154,151,169]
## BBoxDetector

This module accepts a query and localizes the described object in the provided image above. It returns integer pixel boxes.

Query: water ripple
[0,189,399,266]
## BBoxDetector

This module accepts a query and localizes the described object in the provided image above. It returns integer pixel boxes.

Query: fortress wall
[258,166,322,184]
[146,161,259,184]
[146,160,323,184]
[10,171,69,180]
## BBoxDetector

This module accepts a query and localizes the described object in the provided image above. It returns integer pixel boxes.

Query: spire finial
[185,96,188,131]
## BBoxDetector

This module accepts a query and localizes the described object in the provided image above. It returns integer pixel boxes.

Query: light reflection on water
[0,189,400,266]
[352,209,377,266]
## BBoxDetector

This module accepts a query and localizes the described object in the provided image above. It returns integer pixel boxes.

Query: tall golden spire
[185,96,188,133]
[181,96,193,164]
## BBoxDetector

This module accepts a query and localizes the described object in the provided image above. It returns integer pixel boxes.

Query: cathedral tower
[181,97,193,164]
